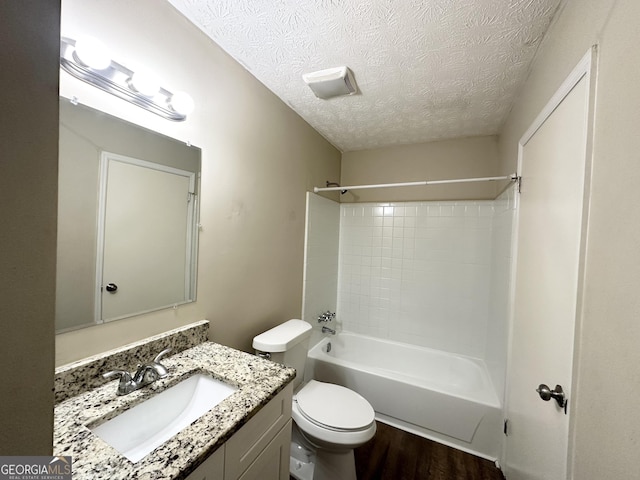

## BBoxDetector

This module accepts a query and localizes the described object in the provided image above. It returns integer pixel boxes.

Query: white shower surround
[302,189,515,456]
[303,188,516,401]
[338,199,492,357]
[302,193,340,347]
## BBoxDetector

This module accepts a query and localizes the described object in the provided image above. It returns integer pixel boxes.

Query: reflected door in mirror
[98,153,196,322]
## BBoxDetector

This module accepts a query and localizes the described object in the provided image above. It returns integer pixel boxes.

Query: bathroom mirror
[56,99,201,333]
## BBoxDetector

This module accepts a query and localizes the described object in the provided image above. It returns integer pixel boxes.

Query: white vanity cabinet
[185,382,293,480]
[185,446,225,480]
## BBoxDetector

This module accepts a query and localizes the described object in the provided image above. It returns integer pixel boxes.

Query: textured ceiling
[167,0,562,152]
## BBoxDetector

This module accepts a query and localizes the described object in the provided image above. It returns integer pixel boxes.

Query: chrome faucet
[103,348,172,395]
[317,311,336,323]
[322,326,336,335]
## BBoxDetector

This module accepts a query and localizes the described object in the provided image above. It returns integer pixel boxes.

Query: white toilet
[253,319,376,480]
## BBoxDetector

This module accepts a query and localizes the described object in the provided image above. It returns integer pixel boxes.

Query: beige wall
[0,2,60,454]
[498,0,640,477]
[56,0,341,364]
[341,136,500,203]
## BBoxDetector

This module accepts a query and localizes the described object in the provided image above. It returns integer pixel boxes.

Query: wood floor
[353,422,505,480]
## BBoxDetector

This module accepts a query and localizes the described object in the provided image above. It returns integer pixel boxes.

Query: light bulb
[169,91,195,115]
[73,36,111,70]
[128,71,160,97]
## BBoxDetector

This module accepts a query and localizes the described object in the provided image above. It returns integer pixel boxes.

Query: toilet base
[289,449,357,480]
[313,449,357,480]
[290,434,315,480]
[289,423,358,480]
[290,456,314,480]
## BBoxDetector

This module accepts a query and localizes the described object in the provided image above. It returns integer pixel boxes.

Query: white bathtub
[306,332,502,459]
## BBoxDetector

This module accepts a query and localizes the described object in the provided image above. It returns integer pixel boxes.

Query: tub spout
[322,326,336,335]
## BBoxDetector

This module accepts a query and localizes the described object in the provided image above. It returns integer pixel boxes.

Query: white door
[98,153,195,322]
[504,51,593,480]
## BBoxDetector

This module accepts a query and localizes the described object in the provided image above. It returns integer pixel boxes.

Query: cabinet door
[238,420,292,480]
[185,446,225,480]
[225,383,292,479]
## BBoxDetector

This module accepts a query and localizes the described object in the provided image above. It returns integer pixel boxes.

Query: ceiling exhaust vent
[302,66,357,99]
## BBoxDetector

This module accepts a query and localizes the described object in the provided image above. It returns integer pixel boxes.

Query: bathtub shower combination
[306,333,502,459]
[302,191,517,460]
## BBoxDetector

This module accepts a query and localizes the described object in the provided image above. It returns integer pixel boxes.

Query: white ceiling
[168,0,562,152]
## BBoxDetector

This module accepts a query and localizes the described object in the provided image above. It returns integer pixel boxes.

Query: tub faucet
[322,326,336,335]
[318,311,336,323]
[103,348,172,395]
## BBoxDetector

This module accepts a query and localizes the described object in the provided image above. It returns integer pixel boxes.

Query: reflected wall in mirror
[56,99,201,333]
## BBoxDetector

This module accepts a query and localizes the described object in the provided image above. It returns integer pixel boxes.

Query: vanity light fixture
[60,36,194,121]
[128,71,161,97]
[73,36,112,70]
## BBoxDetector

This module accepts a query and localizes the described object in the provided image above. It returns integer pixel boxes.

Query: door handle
[536,384,567,413]
[105,283,118,293]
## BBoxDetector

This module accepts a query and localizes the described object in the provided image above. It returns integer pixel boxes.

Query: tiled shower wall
[337,185,516,367]
[338,200,495,358]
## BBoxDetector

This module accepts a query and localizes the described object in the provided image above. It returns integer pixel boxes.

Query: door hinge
[187,192,196,203]
[503,418,509,436]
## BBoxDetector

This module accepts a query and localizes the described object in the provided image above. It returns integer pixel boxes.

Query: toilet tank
[253,319,312,389]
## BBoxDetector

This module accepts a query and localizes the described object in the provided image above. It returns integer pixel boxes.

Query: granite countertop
[53,341,295,480]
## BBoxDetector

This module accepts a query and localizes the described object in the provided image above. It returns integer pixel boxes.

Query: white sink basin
[90,373,237,463]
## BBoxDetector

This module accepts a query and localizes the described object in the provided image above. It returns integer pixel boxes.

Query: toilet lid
[295,380,375,431]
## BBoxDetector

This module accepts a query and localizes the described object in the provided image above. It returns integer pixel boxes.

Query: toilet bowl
[253,319,376,480]
[291,380,376,480]
[293,380,376,450]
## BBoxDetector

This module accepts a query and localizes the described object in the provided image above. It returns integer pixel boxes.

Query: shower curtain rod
[313,174,518,193]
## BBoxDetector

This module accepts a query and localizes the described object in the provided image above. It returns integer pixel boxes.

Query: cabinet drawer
[224,382,292,480]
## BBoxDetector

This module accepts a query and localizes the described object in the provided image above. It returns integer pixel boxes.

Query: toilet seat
[295,380,375,432]
[292,380,376,450]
